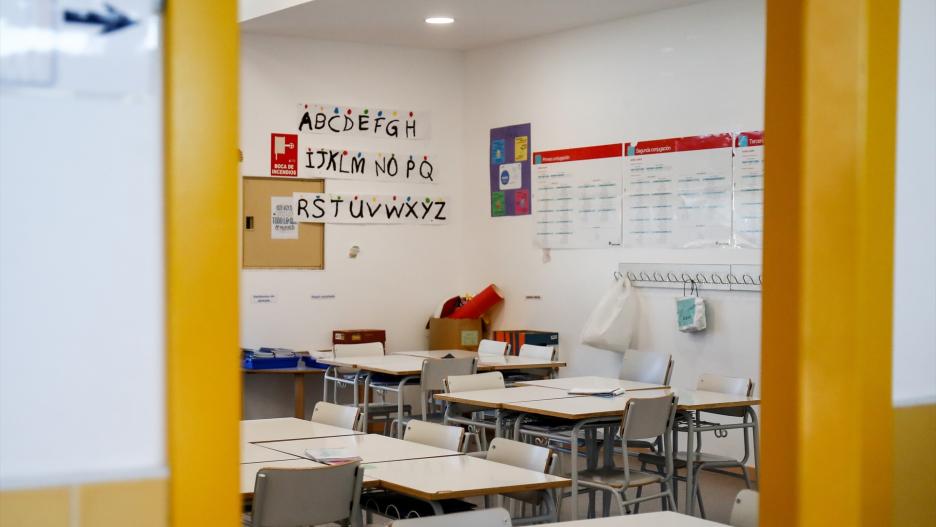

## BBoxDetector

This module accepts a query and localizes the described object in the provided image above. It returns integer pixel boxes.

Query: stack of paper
[568,387,626,397]
[304,448,361,465]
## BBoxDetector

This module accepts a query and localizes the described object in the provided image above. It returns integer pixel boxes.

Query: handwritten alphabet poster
[300,145,436,183]
[489,123,532,216]
[293,193,449,225]
[297,103,429,139]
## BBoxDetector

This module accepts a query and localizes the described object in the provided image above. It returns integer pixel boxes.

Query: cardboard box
[332,329,386,346]
[492,330,559,356]
[428,318,484,351]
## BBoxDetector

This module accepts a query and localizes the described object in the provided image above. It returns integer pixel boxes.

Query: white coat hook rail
[616,263,762,292]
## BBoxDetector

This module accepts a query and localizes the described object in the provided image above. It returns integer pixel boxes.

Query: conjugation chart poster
[732,131,764,248]
[622,133,733,248]
[532,143,623,249]
[489,123,532,217]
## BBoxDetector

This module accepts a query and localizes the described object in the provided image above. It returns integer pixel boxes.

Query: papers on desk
[568,387,627,397]
[304,448,361,465]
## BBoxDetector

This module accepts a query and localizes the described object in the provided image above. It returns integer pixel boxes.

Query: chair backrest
[697,374,754,417]
[333,341,384,358]
[252,462,362,526]
[310,401,359,429]
[477,339,508,356]
[620,394,678,441]
[403,419,464,451]
[389,508,512,527]
[730,489,759,527]
[697,373,754,396]
[444,371,505,393]
[518,344,556,361]
[486,438,551,473]
[619,350,673,385]
[420,357,477,392]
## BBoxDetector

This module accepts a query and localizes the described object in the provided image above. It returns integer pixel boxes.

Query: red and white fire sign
[270,133,298,177]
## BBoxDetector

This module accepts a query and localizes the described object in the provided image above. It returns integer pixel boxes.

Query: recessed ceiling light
[425,16,455,25]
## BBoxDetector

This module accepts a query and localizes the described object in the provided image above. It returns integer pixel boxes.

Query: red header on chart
[533,143,622,164]
[735,131,764,147]
[624,133,733,156]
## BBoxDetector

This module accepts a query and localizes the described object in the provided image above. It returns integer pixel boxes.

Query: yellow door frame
[762,0,899,525]
[165,2,240,525]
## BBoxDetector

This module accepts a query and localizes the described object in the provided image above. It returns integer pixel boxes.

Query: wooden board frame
[242,176,325,269]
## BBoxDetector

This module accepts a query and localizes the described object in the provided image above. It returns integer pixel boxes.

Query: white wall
[892,0,936,407]
[239,35,465,353]
[0,4,165,488]
[461,0,765,387]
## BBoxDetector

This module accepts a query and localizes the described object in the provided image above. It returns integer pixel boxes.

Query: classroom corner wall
[238,34,466,357]
[460,0,765,459]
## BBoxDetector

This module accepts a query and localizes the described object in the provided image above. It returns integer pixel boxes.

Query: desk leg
[293,374,305,419]
[361,373,372,433]
[685,412,696,516]
[495,410,503,438]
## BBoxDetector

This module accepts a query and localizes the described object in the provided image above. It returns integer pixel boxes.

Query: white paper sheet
[623,134,733,248]
[271,196,299,239]
[732,131,764,248]
[532,144,623,249]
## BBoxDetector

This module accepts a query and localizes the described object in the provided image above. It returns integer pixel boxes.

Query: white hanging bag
[581,274,640,352]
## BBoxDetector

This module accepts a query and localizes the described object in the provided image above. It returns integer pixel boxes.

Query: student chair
[503,344,558,386]
[443,372,506,449]
[323,341,385,403]
[246,461,363,527]
[469,438,559,525]
[403,419,465,452]
[388,508,511,527]
[310,401,360,430]
[477,339,509,356]
[619,349,674,385]
[730,489,759,527]
[639,374,758,518]
[383,357,477,438]
[576,394,679,517]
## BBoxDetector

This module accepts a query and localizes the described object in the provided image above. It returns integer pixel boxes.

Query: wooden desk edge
[377,478,570,501]
[679,398,761,410]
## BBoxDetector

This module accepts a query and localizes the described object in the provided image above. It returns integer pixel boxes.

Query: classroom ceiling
[239,0,706,50]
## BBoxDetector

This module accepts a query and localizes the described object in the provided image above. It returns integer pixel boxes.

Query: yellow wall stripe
[165,2,240,526]
[762,0,899,525]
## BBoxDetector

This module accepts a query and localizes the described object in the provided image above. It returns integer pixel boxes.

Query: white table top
[363,454,569,500]
[321,354,566,375]
[240,458,380,496]
[517,376,666,392]
[241,418,362,443]
[254,433,462,464]
[538,511,723,526]
[241,442,299,464]
[393,350,479,359]
[502,390,678,420]
[435,386,582,408]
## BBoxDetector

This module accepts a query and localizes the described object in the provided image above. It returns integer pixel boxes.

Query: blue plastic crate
[301,356,329,369]
[242,355,300,370]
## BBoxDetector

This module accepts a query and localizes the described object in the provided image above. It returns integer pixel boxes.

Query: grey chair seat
[638,450,742,470]
[577,467,663,488]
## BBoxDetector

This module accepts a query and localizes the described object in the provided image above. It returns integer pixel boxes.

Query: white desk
[364,454,569,503]
[240,442,298,464]
[393,350,479,359]
[538,511,723,526]
[517,375,666,392]
[255,433,462,464]
[241,417,362,443]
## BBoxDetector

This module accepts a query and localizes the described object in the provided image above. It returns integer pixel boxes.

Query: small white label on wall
[310,294,336,300]
[252,294,277,304]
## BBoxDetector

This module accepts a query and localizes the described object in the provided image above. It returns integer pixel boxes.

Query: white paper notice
[532,144,623,249]
[732,131,764,248]
[271,197,299,239]
[623,134,733,248]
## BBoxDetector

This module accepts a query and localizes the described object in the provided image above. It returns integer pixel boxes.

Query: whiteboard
[0,0,165,488]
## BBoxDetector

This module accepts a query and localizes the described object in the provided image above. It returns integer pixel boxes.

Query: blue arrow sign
[64,3,136,34]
